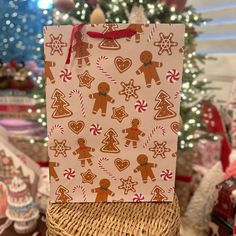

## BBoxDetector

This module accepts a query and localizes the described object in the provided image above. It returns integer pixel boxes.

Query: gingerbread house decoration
[0,129,40,197]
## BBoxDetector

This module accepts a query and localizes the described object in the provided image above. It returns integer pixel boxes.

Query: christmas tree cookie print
[154,90,176,120]
[151,185,168,202]
[100,128,120,153]
[98,24,121,50]
[55,185,73,203]
[51,89,73,119]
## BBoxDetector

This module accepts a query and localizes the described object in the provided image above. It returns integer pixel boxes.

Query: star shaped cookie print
[45,34,67,56]
[118,176,138,195]
[154,33,178,55]
[111,106,128,123]
[50,139,71,157]
[149,141,171,159]
[119,79,141,101]
[78,70,95,89]
[80,169,97,184]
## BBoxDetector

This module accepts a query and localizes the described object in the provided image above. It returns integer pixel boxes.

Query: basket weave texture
[46,194,180,236]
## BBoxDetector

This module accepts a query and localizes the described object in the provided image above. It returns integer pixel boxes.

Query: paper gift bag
[44,23,185,203]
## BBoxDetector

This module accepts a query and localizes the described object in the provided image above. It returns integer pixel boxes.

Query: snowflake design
[154,33,178,55]
[119,79,141,101]
[118,176,138,195]
[50,139,71,157]
[149,141,171,159]
[45,34,67,56]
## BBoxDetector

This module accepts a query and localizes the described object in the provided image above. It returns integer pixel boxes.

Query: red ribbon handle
[66,25,136,65]
[66,24,85,65]
[87,28,136,39]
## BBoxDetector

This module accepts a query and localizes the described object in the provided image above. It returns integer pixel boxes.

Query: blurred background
[0,0,236,235]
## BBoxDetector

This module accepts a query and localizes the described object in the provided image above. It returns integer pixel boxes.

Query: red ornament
[54,0,75,12]
[88,0,97,6]
[162,0,187,13]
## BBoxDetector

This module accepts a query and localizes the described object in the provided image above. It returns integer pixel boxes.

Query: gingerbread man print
[73,138,95,167]
[134,154,157,183]
[126,24,147,43]
[92,178,115,202]
[136,50,163,88]
[89,82,115,117]
[122,118,145,148]
[44,61,55,84]
[49,162,59,182]
[72,31,93,68]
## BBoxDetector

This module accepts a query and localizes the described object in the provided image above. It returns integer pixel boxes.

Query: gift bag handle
[66,24,136,64]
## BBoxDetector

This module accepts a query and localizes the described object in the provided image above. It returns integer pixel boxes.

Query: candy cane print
[72,185,87,202]
[96,56,117,84]
[98,157,117,180]
[68,89,86,117]
[48,124,64,138]
[143,125,166,148]
[147,23,158,42]
[174,90,181,99]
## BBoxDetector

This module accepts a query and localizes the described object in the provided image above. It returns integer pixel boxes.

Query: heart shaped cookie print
[170,121,180,135]
[114,56,132,73]
[68,120,85,134]
[114,158,130,172]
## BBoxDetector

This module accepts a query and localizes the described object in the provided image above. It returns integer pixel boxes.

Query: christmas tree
[100,128,120,153]
[6,176,39,234]
[53,0,212,151]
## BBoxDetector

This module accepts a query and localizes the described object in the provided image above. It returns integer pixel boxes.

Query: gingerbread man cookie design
[44,61,55,84]
[134,154,157,183]
[91,178,115,202]
[122,118,145,148]
[73,31,93,68]
[136,50,163,88]
[126,24,148,43]
[73,138,95,167]
[89,82,115,117]
[49,162,59,182]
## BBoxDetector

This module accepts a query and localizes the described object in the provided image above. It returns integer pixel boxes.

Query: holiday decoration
[128,5,147,24]
[100,128,120,153]
[6,176,39,234]
[51,89,73,119]
[154,90,176,120]
[44,24,184,203]
[201,102,231,170]
[183,162,224,231]
[0,182,7,218]
[162,0,187,13]
[0,131,40,196]
[90,5,105,24]
[54,0,75,12]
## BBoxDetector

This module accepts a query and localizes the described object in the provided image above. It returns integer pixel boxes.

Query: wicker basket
[46,194,180,236]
